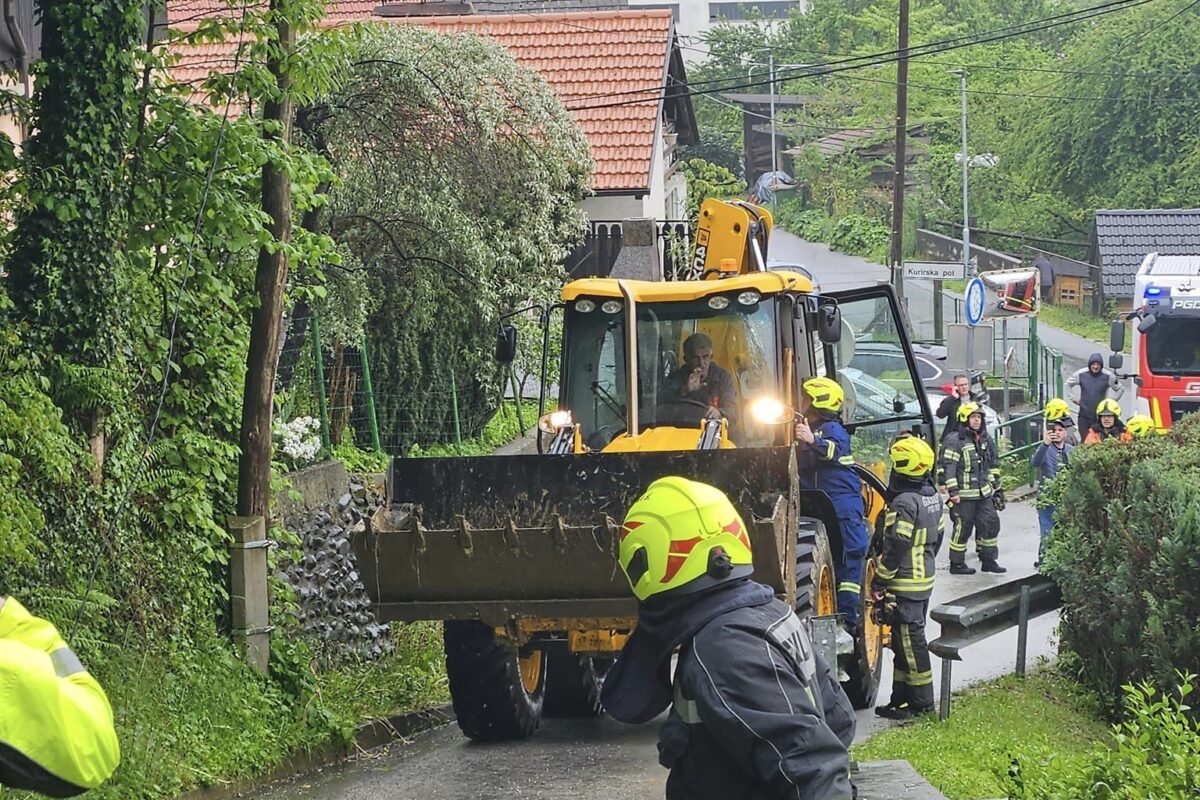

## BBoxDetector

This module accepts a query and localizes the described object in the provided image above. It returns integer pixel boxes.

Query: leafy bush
[1007,676,1200,799]
[681,157,745,223]
[775,202,891,263]
[1044,414,1200,709]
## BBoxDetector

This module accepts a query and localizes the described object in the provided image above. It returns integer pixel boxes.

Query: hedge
[1044,413,1200,712]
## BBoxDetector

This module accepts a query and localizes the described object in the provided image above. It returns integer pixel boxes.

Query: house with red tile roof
[164,2,699,223]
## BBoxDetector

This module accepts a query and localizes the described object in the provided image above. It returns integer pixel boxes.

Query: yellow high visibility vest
[0,597,120,796]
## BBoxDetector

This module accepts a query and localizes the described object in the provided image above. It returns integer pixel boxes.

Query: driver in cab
[664,333,739,425]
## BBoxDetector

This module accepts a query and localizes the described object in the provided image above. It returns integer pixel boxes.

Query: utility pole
[749,53,811,211]
[769,51,777,197]
[888,0,910,306]
[953,69,971,281]
[951,68,975,375]
[237,0,296,521]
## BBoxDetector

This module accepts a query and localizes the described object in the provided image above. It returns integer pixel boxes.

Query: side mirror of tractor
[496,323,518,365]
[1109,319,1126,353]
[817,305,841,345]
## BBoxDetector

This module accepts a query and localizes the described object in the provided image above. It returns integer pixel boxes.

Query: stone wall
[277,462,391,662]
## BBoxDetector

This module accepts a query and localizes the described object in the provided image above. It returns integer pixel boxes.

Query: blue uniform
[798,417,869,625]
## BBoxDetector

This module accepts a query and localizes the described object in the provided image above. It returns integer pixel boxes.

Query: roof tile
[165,4,674,191]
[1094,208,1200,297]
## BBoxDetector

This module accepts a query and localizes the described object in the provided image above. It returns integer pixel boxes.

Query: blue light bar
[1144,283,1168,298]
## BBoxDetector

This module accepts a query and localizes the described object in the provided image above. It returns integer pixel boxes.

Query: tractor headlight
[749,397,793,425]
[538,409,574,433]
[737,290,761,306]
[574,299,596,313]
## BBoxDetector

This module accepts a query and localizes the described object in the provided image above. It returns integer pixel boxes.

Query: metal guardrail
[928,574,1063,719]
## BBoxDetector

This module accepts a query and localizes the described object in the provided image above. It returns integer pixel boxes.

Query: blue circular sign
[965,277,986,326]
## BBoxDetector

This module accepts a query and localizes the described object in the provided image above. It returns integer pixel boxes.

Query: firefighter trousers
[889,596,934,710]
[948,498,1000,564]
[836,512,869,627]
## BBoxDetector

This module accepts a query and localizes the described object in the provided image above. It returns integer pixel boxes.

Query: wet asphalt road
[250,501,1055,800]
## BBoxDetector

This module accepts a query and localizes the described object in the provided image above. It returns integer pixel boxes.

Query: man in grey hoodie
[1066,353,1123,434]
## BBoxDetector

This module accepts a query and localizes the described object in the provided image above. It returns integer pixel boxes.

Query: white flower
[274,416,323,464]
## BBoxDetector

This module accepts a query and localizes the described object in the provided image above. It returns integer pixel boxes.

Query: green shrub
[1044,414,1200,709]
[1007,675,1200,798]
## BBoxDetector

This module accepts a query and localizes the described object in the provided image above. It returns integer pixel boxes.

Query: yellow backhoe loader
[353,199,936,740]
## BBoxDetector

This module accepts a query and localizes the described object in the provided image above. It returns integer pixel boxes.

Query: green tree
[303,24,591,451]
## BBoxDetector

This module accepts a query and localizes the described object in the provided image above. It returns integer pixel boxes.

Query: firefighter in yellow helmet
[794,376,871,632]
[600,477,856,800]
[872,435,944,720]
[1043,397,1080,446]
[1125,414,1157,438]
[0,596,120,796]
[940,401,1005,575]
[1083,399,1131,444]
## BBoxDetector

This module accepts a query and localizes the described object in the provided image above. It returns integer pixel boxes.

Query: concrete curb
[176,704,453,800]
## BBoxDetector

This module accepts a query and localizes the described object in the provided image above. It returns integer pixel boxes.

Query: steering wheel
[655,397,724,426]
[586,424,623,450]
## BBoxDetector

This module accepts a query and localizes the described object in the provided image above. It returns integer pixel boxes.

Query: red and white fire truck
[1112,252,1200,429]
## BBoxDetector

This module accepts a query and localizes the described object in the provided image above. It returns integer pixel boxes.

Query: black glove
[993,489,1007,511]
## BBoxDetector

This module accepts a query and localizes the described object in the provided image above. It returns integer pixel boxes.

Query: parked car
[766,258,821,292]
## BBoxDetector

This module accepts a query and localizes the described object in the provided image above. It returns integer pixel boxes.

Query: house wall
[632,0,809,56]
[581,193,646,221]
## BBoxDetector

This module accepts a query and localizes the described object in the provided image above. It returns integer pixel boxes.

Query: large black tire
[795,517,837,619]
[543,651,613,718]
[443,620,545,741]
[841,553,884,710]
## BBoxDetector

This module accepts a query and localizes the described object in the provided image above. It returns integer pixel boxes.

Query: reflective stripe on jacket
[939,429,999,500]
[0,597,120,796]
[875,486,945,598]
[798,417,864,513]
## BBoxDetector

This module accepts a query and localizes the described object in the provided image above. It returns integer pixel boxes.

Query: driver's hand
[795,418,815,444]
[686,368,702,394]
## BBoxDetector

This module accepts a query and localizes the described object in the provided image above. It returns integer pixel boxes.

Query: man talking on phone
[666,333,739,425]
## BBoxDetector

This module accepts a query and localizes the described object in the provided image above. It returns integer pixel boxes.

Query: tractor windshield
[560,295,780,449]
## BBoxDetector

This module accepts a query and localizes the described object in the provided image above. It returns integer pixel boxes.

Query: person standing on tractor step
[940,402,1006,575]
[793,377,870,631]
[600,477,856,800]
[1,596,120,797]
[873,435,944,720]
[1067,353,1123,434]
[1083,399,1131,444]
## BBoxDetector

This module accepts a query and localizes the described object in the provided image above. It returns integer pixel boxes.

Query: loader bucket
[353,447,798,627]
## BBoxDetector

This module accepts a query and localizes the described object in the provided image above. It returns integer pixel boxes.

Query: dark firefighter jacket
[0,597,120,797]
[940,426,1000,500]
[659,597,856,800]
[797,417,863,515]
[875,480,945,599]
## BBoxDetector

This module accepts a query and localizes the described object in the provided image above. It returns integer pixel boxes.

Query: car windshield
[1145,318,1200,375]
[560,295,780,449]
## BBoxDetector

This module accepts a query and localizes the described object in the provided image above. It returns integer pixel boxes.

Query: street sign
[903,260,965,280]
[965,277,986,326]
[948,322,994,370]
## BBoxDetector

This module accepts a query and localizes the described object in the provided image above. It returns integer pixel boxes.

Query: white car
[766,259,821,292]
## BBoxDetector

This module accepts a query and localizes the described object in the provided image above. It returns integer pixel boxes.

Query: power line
[831,69,1198,103]
[565,0,1156,109]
